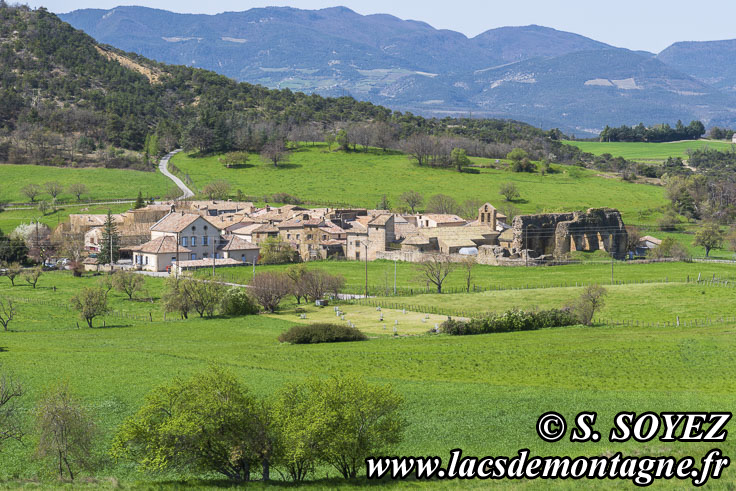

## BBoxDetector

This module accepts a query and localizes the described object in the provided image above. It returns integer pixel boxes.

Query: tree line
[598,120,705,143]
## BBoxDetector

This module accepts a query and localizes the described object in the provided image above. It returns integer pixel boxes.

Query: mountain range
[60,6,736,135]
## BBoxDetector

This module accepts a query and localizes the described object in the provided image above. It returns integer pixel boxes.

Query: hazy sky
[36,0,736,53]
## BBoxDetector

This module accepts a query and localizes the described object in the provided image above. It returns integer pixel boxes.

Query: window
[203,236,209,246]
[296,234,300,240]
[145,256,149,265]
[171,257,176,262]
[203,253,208,258]
[191,236,197,247]
[181,237,188,247]
[322,235,327,240]
[241,254,246,262]
[287,234,291,239]
[191,253,197,260]
[307,234,313,240]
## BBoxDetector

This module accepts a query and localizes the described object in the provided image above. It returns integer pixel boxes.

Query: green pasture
[0,271,734,486]
[564,139,735,162]
[171,144,667,224]
[0,203,133,233]
[0,164,170,203]
[198,259,736,295]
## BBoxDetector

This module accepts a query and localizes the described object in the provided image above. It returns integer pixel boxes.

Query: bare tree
[286,264,308,304]
[402,134,435,166]
[261,139,289,167]
[183,280,225,318]
[112,271,145,300]
[3,262,21,286]
[0,369,23,449]
[461,256,476,293]
[44,181,64,200]
[301,270,345,302]
[21,183,41,203]
[23,267,42,289]
[399,190,423,213]
[0,298,15,331]
[250,272,292,312]
[416,255,456,293]
[371,122,397,152]
[425,194,460,215]
[35,382,97,481]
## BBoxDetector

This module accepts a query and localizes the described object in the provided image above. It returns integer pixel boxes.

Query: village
[59,198,640,274]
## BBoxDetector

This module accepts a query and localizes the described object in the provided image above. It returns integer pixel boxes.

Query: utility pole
[252,258,256,281]
[212,235,216,277]
[611,251,614,285]
[109,225,113,272]
[363,240,369,298]
[175,232,179,278]
[394,258,397,295]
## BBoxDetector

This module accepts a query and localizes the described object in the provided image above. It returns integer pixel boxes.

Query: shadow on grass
[273,163,303,170]
[151,475,421,488]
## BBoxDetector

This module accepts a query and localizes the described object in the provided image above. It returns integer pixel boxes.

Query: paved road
[159,149,194,200]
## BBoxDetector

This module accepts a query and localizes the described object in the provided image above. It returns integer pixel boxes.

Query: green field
[0,271,735,487]
[0,203,134,234]
[0,164,171,203]
[564,139,735,162]
[171,145,667,224]
[198,259,736,295]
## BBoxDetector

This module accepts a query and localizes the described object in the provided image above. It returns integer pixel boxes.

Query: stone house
[346,214,395,260]
[149,212,222,262]
[415,214,467,228]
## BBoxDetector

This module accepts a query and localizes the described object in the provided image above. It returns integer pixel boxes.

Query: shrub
[278,323,368,344]
[440,308,577,335]
[220,288,259,316]
[569,284,607,326]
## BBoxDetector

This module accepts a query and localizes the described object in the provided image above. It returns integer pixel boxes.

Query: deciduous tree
[112,270,145,300]
[416,255,455,293]
[70,287,108,328]
[399,190,423,213]
[250,272,292,312]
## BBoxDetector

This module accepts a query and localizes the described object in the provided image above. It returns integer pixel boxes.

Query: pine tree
[134,191,145,209]
[98,211,120,265]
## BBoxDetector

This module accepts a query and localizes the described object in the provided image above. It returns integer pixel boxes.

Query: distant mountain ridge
[60,6,736,134]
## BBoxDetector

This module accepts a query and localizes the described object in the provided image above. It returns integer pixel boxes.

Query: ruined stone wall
[511,208,628,259]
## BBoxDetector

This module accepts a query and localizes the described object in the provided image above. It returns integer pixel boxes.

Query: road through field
[159,149,194,199]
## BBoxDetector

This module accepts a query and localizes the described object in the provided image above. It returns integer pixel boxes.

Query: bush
[440,308,577,335]
[278,323,368,344]
[220,288,259,316]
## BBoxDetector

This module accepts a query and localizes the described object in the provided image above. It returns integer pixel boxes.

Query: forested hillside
[0,5,587,170]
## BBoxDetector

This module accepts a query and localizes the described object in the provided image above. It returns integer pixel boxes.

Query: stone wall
[511,208,628,259]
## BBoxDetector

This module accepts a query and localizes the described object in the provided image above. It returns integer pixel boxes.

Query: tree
[625,226,642,254]
[376,194,391,211]
[70,287,108,328]
[0,298,15,331]
[506,148,529,164]
[162,277,192,319]
[307,376,405,479]
[399,190,423,213]
[3,262,21,286]
[98,211,120,265]
[461,256,476,293]
[416,255,455,293]
[0,369,23,450]
[36,383,97,481]
[112,270,145,300]
[301,270,345,302]
[425,194,459,215]
[499,182,520,202]
[271,382,320,481]
[219,151,249,168]
[570,284,607,326]
[134,191,145,209]
[286,264,309,305]
[657,210,680,232]
[261,139,289,167]
[402,133,435,166]
[335,129,349,151]
[220,288,259,316]
[250,272,292,312]
[44,181,63,200]
[67,182,87,201]
[450,147,471,172]
[324,132,336,151]
[648,237,690,261]
[260,236,297,264]
[112,366,267,482]
[186,280,226,318]
[23,266,42,289]
[694,223,723,257]
[201,180,231,200]
[21,183,41,202]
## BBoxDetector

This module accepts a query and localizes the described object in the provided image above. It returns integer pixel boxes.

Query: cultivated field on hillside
[0,271,734,486]
[0,203,133,233]
[171,145,667,223]
[0,164,171,203]
[565,139,735,162]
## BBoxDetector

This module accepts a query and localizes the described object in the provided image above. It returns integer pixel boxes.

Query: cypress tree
[134,190,145,209]
[99,210,120,265]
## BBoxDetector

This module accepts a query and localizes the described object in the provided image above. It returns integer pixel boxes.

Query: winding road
[159,149,194,200]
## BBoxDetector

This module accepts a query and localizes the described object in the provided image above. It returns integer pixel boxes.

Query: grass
[0,203,134,234]
[196,259,736,295]
[0,271,735,486]
[564,139,735,162]
[171,144,667,225]
[0,164,171,203]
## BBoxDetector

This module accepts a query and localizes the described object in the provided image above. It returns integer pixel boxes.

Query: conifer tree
[98,211,120,265]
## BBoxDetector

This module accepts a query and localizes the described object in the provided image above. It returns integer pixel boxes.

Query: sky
[33,0,736,53]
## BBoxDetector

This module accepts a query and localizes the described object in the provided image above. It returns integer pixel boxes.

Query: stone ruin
[508,208,628,260]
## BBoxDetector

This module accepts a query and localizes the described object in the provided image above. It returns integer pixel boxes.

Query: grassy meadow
[565,139,735,162]
[0,164,171,203]
[171,144,667,225]
[0,271,735,487]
